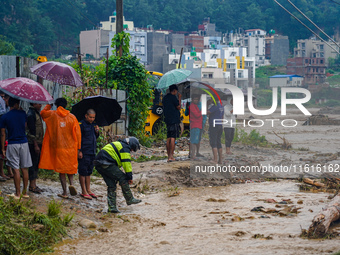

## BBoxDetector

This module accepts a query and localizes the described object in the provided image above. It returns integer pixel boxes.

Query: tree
[0,36,15,55]
[108,32,153,137]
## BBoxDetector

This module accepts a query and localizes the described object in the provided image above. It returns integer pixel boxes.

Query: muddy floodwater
[1,106,339,255]
[52,107,340,255]
[54,180,340,255]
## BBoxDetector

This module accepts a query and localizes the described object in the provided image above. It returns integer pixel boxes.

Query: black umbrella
[71,96,122,127]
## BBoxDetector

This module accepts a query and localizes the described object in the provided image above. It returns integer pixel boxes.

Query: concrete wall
[0,56,16,80]
[271,36,289,66]
[147,32,167,72]
[80,30,110,59]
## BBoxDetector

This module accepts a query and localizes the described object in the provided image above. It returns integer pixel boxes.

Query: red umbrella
[0,77,54,104]
[30,61,83,87]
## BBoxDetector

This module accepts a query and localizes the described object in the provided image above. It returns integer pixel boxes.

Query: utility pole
[116,0,123,56]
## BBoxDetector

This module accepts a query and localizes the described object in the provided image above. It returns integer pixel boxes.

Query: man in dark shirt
[0,98,32,199]
[208,99,224,164]
[27,103,44,194]
[162,84,181,162]
[78,109,99,200]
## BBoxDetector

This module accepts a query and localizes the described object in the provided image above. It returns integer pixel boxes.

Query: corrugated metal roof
[269,75,303,78]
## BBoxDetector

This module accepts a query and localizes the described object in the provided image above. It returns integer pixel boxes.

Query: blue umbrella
[156,69,192,89]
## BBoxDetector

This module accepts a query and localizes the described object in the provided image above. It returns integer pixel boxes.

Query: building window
[209,73,213,78]
[320,53,324,58]
[305,59,308,64]
[320,59,324,64]
[302,50,306,57]
[320,44,324,51]
[111,17,116,23]
[301,43,305,49]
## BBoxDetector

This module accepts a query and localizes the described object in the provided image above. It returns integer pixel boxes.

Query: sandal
[29,187,42,194]
[80,194,92,200]
[69,185,77,196]
[7,193,20,200]
[89,193,98,199]
[57,194,69,199]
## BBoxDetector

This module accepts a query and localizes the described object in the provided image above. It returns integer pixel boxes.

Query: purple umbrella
[0,77,54,104]
[30,61,83,87]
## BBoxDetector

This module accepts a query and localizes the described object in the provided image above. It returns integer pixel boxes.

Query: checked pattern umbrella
[0,77,54,104]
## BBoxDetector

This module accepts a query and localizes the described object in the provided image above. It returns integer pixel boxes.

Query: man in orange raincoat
[39,98,81,198]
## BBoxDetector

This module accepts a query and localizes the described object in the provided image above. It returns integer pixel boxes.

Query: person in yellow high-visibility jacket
[94,137,141,213]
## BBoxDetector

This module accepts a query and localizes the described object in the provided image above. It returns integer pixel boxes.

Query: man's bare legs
[59,173,68,196]
[0,159,9,179]
[218,148,223,164]
[67,174,74,186]
[190,144,197,160]
[79,175,93,195]
[211,148,223,164]
[59,173,75,197]
[167,137,176,161]
[13,168,28,197]
[212,148,218,164]
[7,166,13,178]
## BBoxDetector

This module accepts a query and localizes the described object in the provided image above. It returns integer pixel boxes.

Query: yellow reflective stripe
[102,143,120,165]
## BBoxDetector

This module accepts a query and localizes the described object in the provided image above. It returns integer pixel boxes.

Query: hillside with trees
[1,0,340,56]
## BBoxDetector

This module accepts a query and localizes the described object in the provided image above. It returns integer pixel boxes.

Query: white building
[269,75,304,87]
[100,15,134,31]
[224,29,267,66]
[109,30,147,65]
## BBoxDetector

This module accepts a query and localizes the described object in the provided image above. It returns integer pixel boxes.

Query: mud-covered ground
[0,107,339,255]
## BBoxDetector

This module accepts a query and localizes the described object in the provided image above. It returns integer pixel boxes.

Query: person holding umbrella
[0,98,32,199]
[162,84,181,162]
[78,109,99,200]
[39,98,81,199]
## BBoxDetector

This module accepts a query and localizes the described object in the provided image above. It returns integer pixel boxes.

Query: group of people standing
[0,95,141,213]
[162,84,236,164]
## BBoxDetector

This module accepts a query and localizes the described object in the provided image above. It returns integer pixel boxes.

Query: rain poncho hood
[39,104,81,174]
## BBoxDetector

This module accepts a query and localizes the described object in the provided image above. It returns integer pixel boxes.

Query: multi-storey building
[265,35,290,66]
[286,57,326,86]
[294,38,339,66]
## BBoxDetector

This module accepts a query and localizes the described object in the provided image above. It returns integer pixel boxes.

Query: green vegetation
[2,0,340,56]
[132,154,167,162]
[233,128,269,147]
[0,197,73,254]
[108,31,153,138]
[326,74,340,86]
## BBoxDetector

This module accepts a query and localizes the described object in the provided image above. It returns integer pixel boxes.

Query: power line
[273,0,340,54]
[329,0,340,5]
[286,0,340,49]
[63,0,99,29]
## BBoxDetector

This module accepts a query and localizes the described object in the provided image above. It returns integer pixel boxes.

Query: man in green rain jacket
[94,137,142,213]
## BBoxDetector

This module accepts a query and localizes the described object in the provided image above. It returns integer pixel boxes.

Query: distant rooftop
[269,75,303,78]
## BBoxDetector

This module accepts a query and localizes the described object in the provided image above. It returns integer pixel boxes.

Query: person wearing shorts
[208,99,224,164]
[189,95,202,160]
[0,98,32,199]
[162,84,181,162]
[78,109,99,200]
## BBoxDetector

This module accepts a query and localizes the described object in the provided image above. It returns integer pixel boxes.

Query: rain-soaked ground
[0,106,339,254]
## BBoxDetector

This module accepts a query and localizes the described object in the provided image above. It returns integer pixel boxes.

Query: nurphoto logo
[199,85,312,128]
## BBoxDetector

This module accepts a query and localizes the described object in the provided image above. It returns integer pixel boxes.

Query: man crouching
[94,137,141,213]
